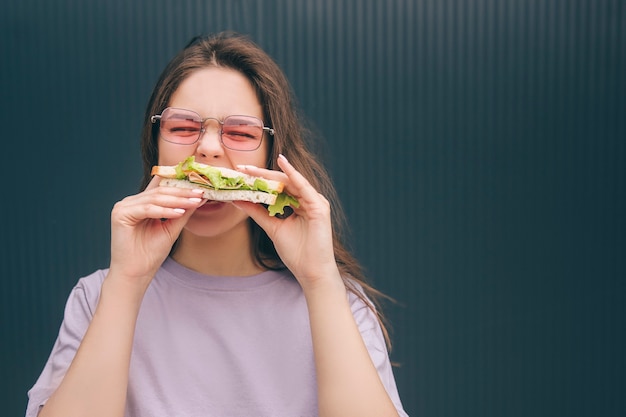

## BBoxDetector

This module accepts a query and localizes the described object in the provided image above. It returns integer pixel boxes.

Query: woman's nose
[195,124,224,159]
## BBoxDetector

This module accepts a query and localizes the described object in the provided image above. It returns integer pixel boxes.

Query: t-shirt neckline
[160,256,286,291]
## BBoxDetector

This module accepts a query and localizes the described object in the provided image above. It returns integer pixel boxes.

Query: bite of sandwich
[151,156,299,216]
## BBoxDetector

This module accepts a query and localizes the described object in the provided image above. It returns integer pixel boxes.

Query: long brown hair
[139,32,392,349]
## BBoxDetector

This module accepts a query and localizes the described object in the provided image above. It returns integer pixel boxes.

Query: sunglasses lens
[160,109,202,144]
[154,109,268,150]
[222,116,264,151]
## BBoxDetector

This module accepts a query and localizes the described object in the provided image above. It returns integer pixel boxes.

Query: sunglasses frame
[151,107,275,151]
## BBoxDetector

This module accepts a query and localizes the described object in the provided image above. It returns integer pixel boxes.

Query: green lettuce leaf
[268,193,300,217]
[174,156,299,216]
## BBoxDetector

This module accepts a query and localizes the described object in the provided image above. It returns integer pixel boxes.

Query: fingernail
[192,188,204,194]
[278,154,288,163]
[174,208,185,214]
[189,198,202,203]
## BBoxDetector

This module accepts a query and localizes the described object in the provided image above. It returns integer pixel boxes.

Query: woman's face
[158,66,270,238]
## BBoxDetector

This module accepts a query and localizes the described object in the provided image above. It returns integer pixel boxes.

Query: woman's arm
[38,276,145,417]
[236,156,399,417]
[303,272,399,417]
[38,178,205,417]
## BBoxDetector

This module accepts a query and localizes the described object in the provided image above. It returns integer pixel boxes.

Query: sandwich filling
[160,156,299,216]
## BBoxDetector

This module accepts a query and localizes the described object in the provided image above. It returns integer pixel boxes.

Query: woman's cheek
[158,142,196,166]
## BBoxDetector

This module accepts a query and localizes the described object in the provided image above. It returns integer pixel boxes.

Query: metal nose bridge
[198,117,224,136]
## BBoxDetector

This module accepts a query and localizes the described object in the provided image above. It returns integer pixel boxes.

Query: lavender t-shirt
[26,257,408,417]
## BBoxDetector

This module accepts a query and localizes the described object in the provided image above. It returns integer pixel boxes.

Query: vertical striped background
[1,1,624,416]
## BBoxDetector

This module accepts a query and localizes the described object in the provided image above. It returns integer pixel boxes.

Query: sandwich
[151,156,299,216]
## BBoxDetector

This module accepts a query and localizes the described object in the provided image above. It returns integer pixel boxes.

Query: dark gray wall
[1,1,624,416]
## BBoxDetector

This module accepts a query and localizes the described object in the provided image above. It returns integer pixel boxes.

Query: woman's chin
[183,202,250,238]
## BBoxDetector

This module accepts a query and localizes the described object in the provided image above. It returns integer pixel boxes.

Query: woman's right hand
[108,176,205,289]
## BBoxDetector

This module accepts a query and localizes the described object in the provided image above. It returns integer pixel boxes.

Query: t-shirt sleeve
[349,287,410,417]
[25,271,105,417]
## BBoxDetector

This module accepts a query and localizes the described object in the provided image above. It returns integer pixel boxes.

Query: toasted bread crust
[151,166,177,177]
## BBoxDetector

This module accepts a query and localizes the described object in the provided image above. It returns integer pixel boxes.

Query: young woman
[27,32,408,417]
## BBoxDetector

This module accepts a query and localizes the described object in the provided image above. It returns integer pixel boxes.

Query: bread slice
[159,178,278,205]
[151,164,284,192]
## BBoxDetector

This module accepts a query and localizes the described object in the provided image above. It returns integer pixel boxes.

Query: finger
[236,164,288,184]
[114,199,184,224]
[231,200,280,235]
[152,194,207,221]
[116,190,205,224]
[161,200,201,232]
[275,154,319,203]
[238,156,316,202]
[144,174,166,191]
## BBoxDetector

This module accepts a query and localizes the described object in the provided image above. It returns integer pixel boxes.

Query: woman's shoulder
[64,268,109,311]
[74,268,108,291]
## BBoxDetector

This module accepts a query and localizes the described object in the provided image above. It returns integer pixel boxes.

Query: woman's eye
[228,130,254,138]
[171,127,199,133]
[165,122,201,135]
[223,126,260,140]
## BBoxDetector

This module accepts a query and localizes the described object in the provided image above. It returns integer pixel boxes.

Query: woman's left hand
[239,157,399,417]
[234,154,341,291]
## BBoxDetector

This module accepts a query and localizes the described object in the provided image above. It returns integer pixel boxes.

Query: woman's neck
[171,227,265,277]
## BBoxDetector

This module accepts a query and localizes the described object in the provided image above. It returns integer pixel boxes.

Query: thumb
[232,201,278,236]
